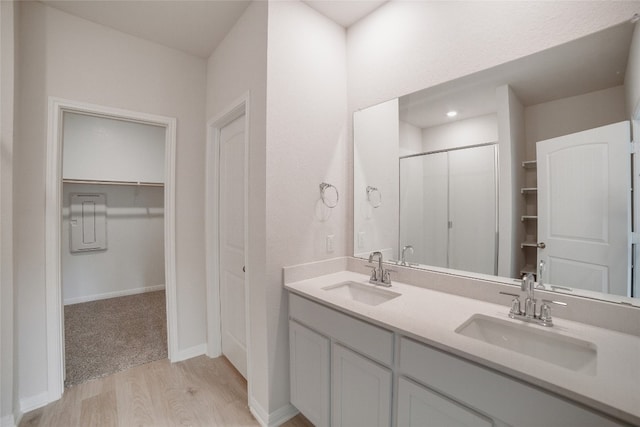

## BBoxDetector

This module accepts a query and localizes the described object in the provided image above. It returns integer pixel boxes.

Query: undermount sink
[455,314,597,375]
[322,281,401,306]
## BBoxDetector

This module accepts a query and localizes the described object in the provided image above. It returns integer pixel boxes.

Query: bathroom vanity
[285,263,640,427]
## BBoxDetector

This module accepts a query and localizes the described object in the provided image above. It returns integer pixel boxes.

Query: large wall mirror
[353,19,640,306]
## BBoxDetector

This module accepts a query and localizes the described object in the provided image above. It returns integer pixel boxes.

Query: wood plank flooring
[20,356,313,427]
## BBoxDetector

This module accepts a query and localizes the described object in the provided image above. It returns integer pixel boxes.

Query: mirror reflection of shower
[399,144,498,275]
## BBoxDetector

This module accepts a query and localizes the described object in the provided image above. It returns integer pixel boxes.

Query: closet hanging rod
[63,178,164,187]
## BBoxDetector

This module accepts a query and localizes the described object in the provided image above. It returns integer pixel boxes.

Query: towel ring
[320,182,339,208]
[366,186,382,208]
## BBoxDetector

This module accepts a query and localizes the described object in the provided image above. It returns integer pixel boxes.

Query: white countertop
[285,270,640,425]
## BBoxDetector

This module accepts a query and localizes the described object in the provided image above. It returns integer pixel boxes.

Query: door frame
[45,97,178,402]
[633,115,639,298]
[205,92,251,373]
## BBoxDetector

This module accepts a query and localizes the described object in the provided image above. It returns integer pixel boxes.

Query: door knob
[242,266,245,272]
[537,242,546,249]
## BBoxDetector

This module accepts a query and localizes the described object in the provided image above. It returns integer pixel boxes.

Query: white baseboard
[64,284,165,305]
[19,391,49,415]
[172,343,207,362]
[1,413,16,427]
[267,403,298,426]
[249,396,298,427]
[249,397,269,427]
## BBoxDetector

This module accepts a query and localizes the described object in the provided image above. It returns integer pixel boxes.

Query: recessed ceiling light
[447,111,458,118]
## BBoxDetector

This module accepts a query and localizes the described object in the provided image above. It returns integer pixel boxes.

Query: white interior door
[448,145,497,275]
[537,121,631,296]
[219,113,247,377]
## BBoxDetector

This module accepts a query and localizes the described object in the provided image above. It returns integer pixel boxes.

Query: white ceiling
[303,0,387,28]
[400,21,635,129]
[40,0,252,59]
[40,0,388,59]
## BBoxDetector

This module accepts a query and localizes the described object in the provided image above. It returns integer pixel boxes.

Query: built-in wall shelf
[520,160,538,281]
[63,179,164,187]
[520,264,536,277]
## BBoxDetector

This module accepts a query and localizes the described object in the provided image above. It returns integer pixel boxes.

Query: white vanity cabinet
[289,294,394,427]
[398,337,626,427]
[288,291,630,427]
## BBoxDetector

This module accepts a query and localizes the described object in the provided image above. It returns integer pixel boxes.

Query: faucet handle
[499,291,522,316]
[366,264,378,281]
[539,299,567,326]
[382,268,396,284]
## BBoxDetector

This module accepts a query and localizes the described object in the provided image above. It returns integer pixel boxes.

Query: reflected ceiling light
[446,110,458,118]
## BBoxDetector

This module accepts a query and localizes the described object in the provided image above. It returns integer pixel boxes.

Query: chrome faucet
[499,274,567,327]
[400,245,414,266]
[368,251,394,287]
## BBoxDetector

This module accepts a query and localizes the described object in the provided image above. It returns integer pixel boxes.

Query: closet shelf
[521,215,538,221]
[63,179,164,187]
[520,187,538,195]
[522,160,537,169]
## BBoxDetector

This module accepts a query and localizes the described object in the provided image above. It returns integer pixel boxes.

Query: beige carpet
[64,290,168,387]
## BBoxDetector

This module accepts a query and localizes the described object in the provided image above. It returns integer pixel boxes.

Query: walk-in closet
[61,111,167,386]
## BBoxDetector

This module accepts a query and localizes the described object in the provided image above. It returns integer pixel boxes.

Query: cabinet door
[289,321,330,427]
[397,377,495,427]
[332,343,392,427]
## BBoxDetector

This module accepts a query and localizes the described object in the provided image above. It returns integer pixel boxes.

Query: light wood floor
[20,356,312,427]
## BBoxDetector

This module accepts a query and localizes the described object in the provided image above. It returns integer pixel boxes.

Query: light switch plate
[326,234,335,253]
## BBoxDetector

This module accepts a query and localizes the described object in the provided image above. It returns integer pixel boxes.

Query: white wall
[61,184,165,305]
[0,0,15,424]
[626,22,640,119]
[399,120,422,156]
[62,112,166,183]
[347,2,638,112]
[524,85,627,159]
[353,99,399,259]
[15,1,206,409]
[496,86,525,279]
[421,113,498,152]
[265,0,347,418]
[205,0,269,419]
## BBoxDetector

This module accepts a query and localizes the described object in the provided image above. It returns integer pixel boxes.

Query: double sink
[322,280,597,374]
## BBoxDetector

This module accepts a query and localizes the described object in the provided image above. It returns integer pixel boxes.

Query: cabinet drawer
[289,293,394,366]
[399,337,627,427]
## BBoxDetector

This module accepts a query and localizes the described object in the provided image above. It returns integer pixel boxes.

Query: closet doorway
[45,99,177,400]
